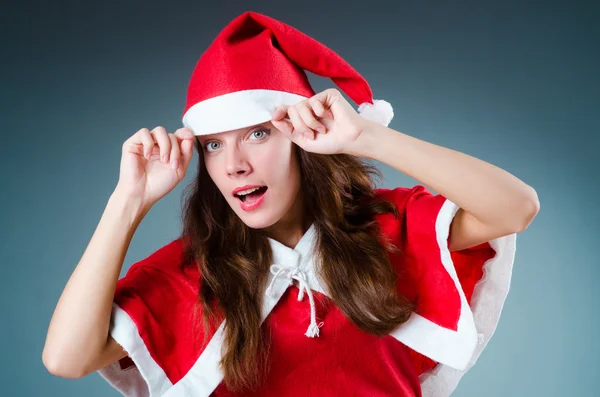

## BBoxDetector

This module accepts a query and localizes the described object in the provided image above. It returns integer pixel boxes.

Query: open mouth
[234,186,268,203]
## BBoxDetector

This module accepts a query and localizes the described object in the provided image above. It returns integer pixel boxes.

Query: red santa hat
[181,11,393,136]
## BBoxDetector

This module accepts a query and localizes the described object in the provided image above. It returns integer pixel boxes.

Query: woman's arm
[270,89,539,251]
[42,188,148,378]
[348,122,540,251]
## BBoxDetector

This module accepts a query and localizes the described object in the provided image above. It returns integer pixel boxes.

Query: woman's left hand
[271,88,370,155]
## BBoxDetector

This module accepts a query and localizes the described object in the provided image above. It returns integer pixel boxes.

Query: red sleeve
[375,185,517,397]
[97,239,207,397]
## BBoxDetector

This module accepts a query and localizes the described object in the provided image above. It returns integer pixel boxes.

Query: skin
[197,121,312,248]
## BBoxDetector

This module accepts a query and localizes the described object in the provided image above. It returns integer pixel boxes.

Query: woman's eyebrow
[249,122,270,130]
[200,123,268,142]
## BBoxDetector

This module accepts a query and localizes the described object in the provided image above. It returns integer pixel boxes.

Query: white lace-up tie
[265,264,324,338]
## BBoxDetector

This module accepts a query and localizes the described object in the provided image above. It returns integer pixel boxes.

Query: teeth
[236,186,261,196]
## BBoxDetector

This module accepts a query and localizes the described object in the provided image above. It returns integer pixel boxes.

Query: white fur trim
[419,232,517,397]
[357,99,394,126]
[97,303,173,397]
[161,322,226,396]
[388,199,478,370]
[182,89,308,136]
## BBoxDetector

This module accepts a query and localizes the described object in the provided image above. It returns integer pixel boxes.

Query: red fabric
[374,185,496,375]
[109,185,496,395]
[212,287,421,397]
[183,11,374,117]
[375,186,462,330]
[113,241,216,384]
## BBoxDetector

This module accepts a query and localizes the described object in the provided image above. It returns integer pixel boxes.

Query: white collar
[264,223,328,337]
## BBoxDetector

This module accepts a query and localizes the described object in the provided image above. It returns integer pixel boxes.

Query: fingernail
[171,159,178,170]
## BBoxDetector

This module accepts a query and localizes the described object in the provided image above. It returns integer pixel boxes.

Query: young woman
[42,11,539,397]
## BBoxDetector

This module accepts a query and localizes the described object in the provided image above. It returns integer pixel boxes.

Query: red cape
[98,185,516,397]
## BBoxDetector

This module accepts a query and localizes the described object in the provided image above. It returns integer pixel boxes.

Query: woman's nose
[225,147,251,176]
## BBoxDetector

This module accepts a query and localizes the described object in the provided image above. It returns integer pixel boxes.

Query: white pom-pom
[357,99,394,127]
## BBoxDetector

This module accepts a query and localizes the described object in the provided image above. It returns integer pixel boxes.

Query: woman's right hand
[115,126,196,209]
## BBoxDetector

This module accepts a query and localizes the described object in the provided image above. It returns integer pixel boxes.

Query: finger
[125,127,148,145]
[271,108,295,137]
[151,126,171,164]
[288,106,314,140]
[124,128,150,157]
[168,133,181,171]
[308,97,333,123]
[297,102,326,134]
[174,127,195,140]
[173,128,195,165]
[180,138,194,169]
[271,105,289,121]
[310,91,335,120]
[308,96,326,119]
[139,128,155,160]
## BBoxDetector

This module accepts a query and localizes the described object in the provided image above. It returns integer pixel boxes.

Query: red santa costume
[97,11,517,397]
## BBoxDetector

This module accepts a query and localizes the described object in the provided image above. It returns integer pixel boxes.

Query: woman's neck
[263,192,312,249]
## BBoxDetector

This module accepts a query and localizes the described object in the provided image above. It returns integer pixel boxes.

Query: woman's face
[198,122,303,230]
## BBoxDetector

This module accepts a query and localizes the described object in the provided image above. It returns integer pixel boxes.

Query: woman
[42,11,539,397]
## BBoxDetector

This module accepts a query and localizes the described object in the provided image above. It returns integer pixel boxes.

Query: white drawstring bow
[265,264,324,338]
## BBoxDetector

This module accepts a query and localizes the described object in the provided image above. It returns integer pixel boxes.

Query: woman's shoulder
[374,184,435,203]
[124,235,200,285]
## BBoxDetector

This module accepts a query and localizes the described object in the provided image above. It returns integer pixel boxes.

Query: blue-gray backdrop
[2,1,598,396]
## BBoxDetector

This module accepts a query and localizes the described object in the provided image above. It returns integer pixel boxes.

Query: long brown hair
[178,137,415,392]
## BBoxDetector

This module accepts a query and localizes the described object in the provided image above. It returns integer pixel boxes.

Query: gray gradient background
[2,1,598,396]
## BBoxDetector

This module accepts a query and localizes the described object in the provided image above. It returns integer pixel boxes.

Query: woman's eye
[203,129,269,152]
[250,128,270,140]
[204,141,220,152]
